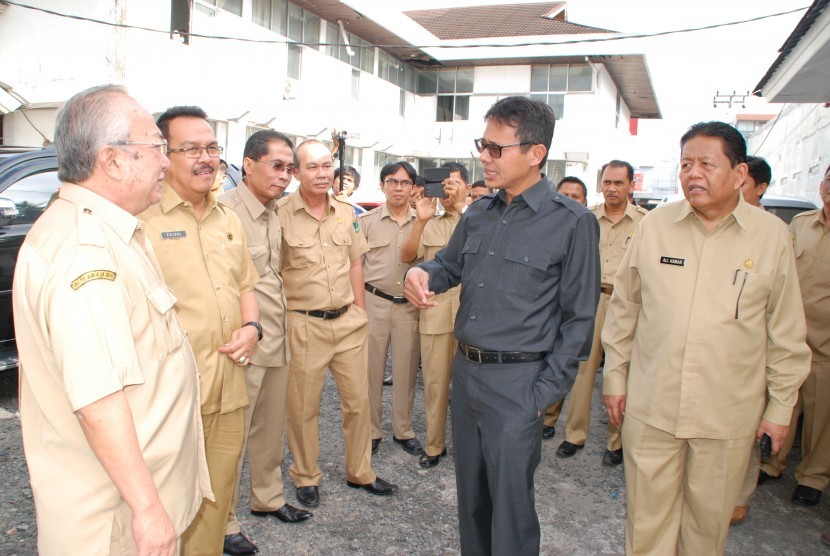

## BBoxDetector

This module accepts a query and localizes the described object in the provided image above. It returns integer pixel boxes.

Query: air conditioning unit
[283,79,300,100]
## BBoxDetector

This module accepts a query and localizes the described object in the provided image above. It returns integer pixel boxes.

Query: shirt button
[323,242,328,247]
[396,281,401,285]
[488,251,494,256]
[501,220,507,224]
[470,315,476,320]
[223,316,228,322]
[478,283,484,288]
[523,256,529,262]
[215,284,220,290]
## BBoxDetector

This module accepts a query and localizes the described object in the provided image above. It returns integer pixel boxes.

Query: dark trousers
[451,350,544,556]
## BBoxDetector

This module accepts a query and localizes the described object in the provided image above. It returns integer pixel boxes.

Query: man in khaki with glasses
[141,106,260,555]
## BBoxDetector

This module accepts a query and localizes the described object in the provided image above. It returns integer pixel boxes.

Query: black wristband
[244,321,263,341]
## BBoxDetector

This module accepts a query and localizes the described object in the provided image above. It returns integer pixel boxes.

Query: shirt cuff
[602,372,627,396]
[762,399,795,427]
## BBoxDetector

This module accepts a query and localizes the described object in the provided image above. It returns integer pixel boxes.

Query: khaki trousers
[182,409,244,556]
[421,332,456,457]
[285,306,375,486]
[621,415,754,556]
[226,363,289,535]
[735,442,761,506]
[761,360,830,490]
[365,293,420,440]
[544,292,621,450]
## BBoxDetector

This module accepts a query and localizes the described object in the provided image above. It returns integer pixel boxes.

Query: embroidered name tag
[71,270,116,290]
[161,230,186,239]
[660,256,685,267]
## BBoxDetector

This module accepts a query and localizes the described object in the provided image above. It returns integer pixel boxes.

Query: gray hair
[55,84,132,182]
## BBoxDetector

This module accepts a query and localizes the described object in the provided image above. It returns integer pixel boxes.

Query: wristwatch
[244,321,263,341]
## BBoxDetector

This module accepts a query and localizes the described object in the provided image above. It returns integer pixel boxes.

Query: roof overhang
[755,0,830,103]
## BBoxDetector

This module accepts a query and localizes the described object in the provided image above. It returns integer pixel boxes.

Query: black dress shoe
[792,485,822,506]
[419,448,448,468]
[556,440,584,458]
[251,503,313,523]
[602,448,624,466]
[757,469,780,485]
[296,485,319,507]
[346,477,399,495]
[372,438,381,453]
[542,426,556,439]
[393,436,424,455]
[223,532,258,556]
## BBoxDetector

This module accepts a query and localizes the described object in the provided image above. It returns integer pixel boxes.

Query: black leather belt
[600,284,613,295]
[294,305,350,320]
[365,283,407,304]
[459,343,546,364]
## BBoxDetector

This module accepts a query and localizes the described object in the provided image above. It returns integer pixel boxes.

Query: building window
[351,69,360,101]
[170,0,191,44]
[200,0,242,16]
[545,160,567,185]
[530,93,564,119]
[252,0,286,35]
[287,43,302,80]
[531,63,593,94]
[417,67,474,95]
[437,95,469,122]
[399,90,406,117]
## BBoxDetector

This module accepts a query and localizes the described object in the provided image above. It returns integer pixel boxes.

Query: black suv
[0,147,61,371]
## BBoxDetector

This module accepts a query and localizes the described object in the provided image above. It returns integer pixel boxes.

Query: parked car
[0,147,61,372]
[658,193,817,224]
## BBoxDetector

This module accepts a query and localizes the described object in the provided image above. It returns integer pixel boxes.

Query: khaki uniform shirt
[603,197,811,438]
[790,208,830,361]
[277,192,368,310]
[14,183,212,553]
[140,183,257,415]
[417,211,462,335]
[219,183,289,368]
[591,202,648,285]
[360,204,417,295]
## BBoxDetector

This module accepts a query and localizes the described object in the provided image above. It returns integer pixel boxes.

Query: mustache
[193,163,215,174]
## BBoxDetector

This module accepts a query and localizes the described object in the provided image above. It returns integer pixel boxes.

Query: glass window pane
[456,67,474,93]
[530,66,548,91]
[287,3,303,42]
[454,95,470,121]
[304,12,320,49]
[2,171,60,225]
[378,52,389,82]
[437,68,455,94]
[548,94,564,119]
[417,69,437,94]
[272,0,286,35]
[436,96,454,122]
[351,69,360,100]
[404,65,416,92]
[361,45,374,73]
[530,93,547,105]
[325,22,339,58]
[400,90,406,117]
[221,0,242,16]
[568,64,592,91]
[287,43,302,79]
[549,66,567,91]
[252,0,270,28]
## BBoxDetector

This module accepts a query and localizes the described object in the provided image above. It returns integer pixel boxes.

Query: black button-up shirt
[419,177,600,407]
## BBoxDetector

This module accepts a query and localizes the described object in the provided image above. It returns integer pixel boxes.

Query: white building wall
[747,103,830,206]
[0,0,641,203]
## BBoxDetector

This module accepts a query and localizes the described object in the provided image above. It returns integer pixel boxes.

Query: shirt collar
[672,194,749,231]
[379,203,416,222]
[159,181,217,214]
[487,177,549,212]
[594,201,639,222]
[236,181,268,220]
[288,190,336,215]
[59,182,140,244]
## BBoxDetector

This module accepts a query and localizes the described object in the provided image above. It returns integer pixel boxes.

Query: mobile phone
[760,433,772,460]
[422,167,450,198]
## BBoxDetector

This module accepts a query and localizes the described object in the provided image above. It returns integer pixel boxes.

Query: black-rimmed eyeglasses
[474,138,532,159]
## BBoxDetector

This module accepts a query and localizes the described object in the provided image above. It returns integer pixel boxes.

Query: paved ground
[1,367,828,555]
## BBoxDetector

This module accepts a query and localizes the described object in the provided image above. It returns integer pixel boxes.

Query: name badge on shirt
[660,256,685,267]
[161,230,186,239]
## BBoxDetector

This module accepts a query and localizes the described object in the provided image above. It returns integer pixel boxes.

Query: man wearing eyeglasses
[360,161,422,457]
[217,130,311,556]
[141,106,260,555]
[404,96,600,555]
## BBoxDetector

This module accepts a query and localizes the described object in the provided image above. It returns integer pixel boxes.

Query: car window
[1,170,60,224]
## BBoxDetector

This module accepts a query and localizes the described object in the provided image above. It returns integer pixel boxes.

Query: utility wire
[2,0,809,50]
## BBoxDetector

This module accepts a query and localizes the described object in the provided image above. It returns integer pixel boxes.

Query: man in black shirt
[404,96,600,555]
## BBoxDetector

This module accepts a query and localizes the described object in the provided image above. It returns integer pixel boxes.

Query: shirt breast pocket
[284,235,320,269]
[498,244,552,298]
[145,282,185,361]
[248,243,269,277]
[332,232,353,264]
[461,237,481,282]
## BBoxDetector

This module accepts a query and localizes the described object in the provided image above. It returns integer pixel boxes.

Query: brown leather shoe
[730,505,749,526]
